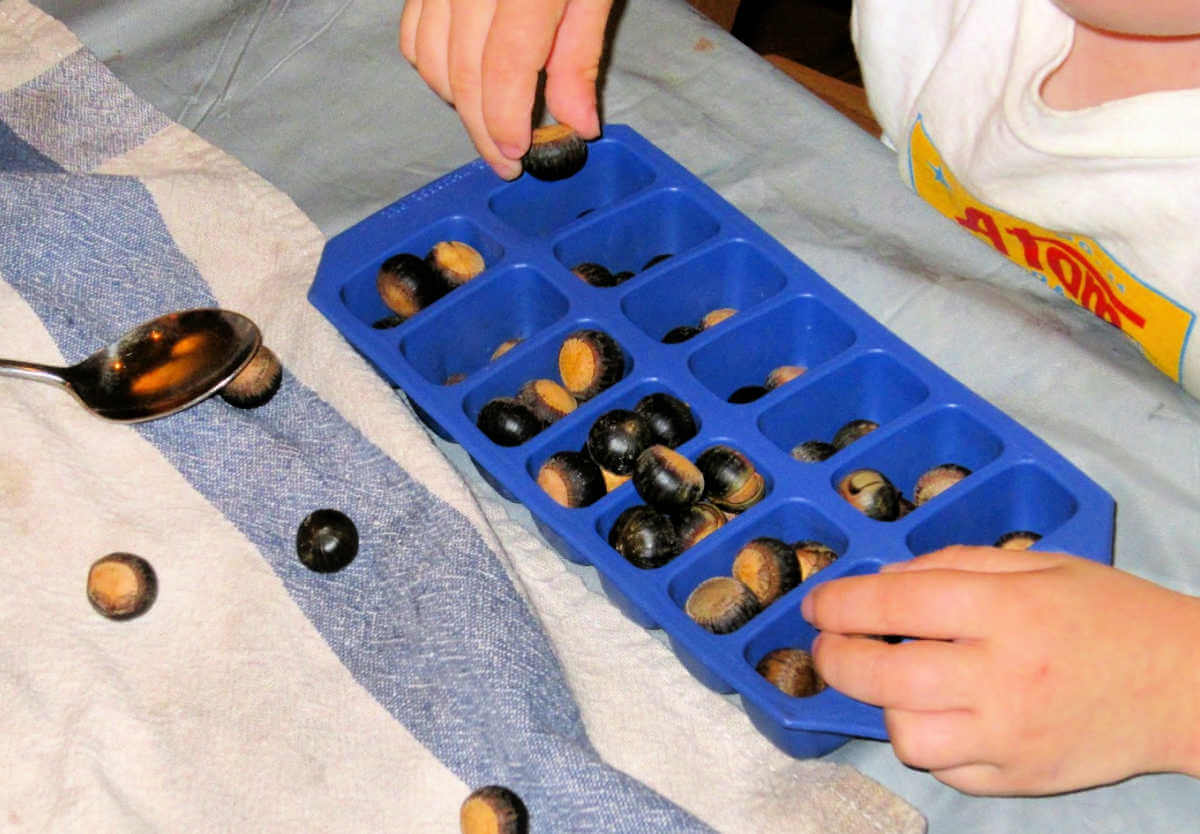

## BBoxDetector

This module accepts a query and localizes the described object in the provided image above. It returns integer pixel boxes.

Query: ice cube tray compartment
[309,124,1115,758]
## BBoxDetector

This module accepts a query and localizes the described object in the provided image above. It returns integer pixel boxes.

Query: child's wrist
[1156,591,1200,779]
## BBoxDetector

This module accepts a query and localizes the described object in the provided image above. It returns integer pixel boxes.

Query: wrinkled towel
[0,2,924,831]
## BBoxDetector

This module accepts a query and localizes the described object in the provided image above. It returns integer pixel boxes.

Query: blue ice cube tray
[308,124,1115,758]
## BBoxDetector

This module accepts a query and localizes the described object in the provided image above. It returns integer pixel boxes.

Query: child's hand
[399,0,613,179]
[801,546,1200,795]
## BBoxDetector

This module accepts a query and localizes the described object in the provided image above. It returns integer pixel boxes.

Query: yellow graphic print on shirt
[908,117,1193,383]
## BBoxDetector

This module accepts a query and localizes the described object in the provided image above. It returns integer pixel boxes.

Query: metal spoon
[0,308,262,422]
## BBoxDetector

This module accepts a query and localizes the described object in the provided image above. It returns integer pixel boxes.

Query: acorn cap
[700,307,737,329]
[490,337,523,362]
[793,540,838,581]
[377,252,447,318]
[219,344,282,409]
[790,440,836,463]
[516,378,577,424]
[521,123,588,181]
[765,364,807,390]
[685,575,762,634]
[913,463,971,505]
[995,530,1042,550]
[756,648,825,698]
[732,537,801,606]
[672,500,727,550]
[427,240,485,287]
[537,450,606,508]
[87,552,157,620]
[558,329,624,400]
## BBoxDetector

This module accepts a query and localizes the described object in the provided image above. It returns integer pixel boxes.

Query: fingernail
[497,142,526,161]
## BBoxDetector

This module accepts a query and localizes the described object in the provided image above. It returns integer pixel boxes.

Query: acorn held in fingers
[426,240,485,289]
[673,500,727,550]
[837,468,900,520]
[460,785,528,834]
[995,530,1042,550]
[537,450,606,508]
[522,123,588,181]
[913,463,971,505]
[731,536,801,606]
[696,445,766,513]
[608,504,682,569]
[558,329,624,401]
[685,575,762,634]
[377,252,448,319]
[477,396,546,446]
[632,444,705,510]
[634,392,697,448]
[516,378,577,425]
[756,648,825,697]
[586,409,653,476]
[219,344,282,409]
[793,540,838,581]
[87,552,157,620]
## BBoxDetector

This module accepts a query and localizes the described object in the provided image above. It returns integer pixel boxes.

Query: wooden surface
[686,0,741,31]
[764,53,880,136]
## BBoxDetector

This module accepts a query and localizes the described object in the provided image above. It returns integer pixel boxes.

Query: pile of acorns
[570,252,672,288]
[790,417,878,463]
[726,363,808,404]
[684,537,837,635]
[836,462,972,521]
[606,443,767,570]
[476,329,625,447]
[536,392,699,509]
[373,239,487,328]
[661,306,739,344]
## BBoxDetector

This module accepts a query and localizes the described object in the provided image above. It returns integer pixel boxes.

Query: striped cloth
[0,2,923,831]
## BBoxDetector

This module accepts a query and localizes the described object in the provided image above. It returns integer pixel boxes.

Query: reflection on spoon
[0,309,262,422]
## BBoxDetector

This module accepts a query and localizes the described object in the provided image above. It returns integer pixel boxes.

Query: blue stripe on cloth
[0,162,712,831]
[0,119,60,172]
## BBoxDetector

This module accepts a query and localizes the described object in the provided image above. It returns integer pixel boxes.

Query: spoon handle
[0,358,69,389]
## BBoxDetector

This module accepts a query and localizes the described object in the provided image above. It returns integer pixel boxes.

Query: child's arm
[399,0,613,180]
[802,547,1200,794]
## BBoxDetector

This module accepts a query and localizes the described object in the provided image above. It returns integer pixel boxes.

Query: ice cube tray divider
[309,124,1115,759]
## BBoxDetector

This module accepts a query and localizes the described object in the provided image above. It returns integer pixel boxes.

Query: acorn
[296,508,359,573]
[219,344,282,409]
[426,240,485,288]
[831,419,879,450]
[608,504,681,569]
[662,324,701,344]
[731,536,801,606]
[793,540,838,581]
[790,440,836,463]
[612,270,636,285]
[632,445,705,510]
[558,329,624,401]
[672,500,727,550]
[477,396,546,446]
[913,463,971,505]
[696,445,766,513]
[641,253,673,270]
[897,495,916,518]
[537,450,607,508]
[371,313,405,329]
[764,364,807,390]
[728,384,768,404]
[460,784,528,834]
[571,261,617,287]
[490,337,523,362]
[700,307,738,329]
[995,530,1042,550]
[586,409,653,475]
[376,252,448,319]
[445,372,468,386]
[837,468,900,521]
[634,392,697,448]
[516,378,577,424]
[86,552,157,620]
[756,648,825,698]
[521,123,588,181]
[685,575,762,634]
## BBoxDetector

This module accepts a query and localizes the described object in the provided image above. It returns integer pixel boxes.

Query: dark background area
[731,0,860,83]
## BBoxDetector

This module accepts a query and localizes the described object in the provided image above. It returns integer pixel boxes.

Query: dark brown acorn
[537,450,606,508]
[521,123,588,181]
[700,307,738,329]
[685,575,762,634]
[641,253,673,270]
[662,325,701,344]
[516,378,577,424]
[558,329,624,401]
[913,463,971,505]
[219,344,282,409]
[376,252,448,319]
[296,509,359,573]
[87,552,157,620]
[696,445,766,513]
[612,270,636,285]
[756,648,825,697]
[571,261,617,287]
[793,540,838,581]
[608,504,682,569]
[632,445,705,510]
[672,500,727,550]
[460,784,529,834]
[477,397,546,446]
[586,409,653,475]
[490,337,523,362]
[728,385,768,404]
[731,536,801,606]
[764,364,807,390]
[426,240,485,288]
[790,440,836,463]
[995,530,1042,550]
[634,392,697,448]
[831,419,879,450]
[837,468,900,521]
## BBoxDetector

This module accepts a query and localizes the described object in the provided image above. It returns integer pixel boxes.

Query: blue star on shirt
[928,162,950,190]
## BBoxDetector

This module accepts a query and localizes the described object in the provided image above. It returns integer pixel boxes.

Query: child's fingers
[482,0,570,158]
[399,0,423,63]
[413,0,454,102]
[543,0,613,138]
[802,569,991,639]
[928,761,1009,795]
[882,545,1060,575]
[813,632,981,710]
[885,708,981,773]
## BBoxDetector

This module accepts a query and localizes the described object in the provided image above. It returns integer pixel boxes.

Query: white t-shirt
[852,0,1200,395]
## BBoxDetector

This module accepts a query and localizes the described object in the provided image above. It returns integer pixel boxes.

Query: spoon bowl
[0,309,262,422]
